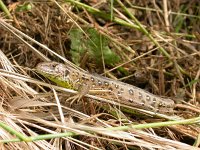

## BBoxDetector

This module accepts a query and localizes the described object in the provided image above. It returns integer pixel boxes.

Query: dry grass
[0,0,200,149]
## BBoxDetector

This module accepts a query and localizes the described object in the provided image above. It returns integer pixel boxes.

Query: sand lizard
[36,62,175,114]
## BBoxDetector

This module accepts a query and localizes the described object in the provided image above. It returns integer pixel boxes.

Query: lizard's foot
[66,94,83,106]
[66,83,90,106]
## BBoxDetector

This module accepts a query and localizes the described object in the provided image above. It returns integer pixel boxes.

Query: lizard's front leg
[66,82,91,105]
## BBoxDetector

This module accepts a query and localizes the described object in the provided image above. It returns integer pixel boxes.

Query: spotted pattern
[82,74,174,112]
[129,89,134,95]
[98,80,102,86]
[146,95,150,101]
[129,99,133,102]
[115,84,119,89]
[37,62,175,113]
[151,98,157,107]
[91,77,95,82]
[104,81,109,86]
[138,92,143,99]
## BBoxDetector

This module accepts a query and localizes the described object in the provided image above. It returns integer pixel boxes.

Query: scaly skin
[36,62,175,114]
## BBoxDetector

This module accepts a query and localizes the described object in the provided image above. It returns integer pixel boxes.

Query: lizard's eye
[47,63,58,72]
[51,63,58,68]
[55,64,70,76]
[63,69,70,78]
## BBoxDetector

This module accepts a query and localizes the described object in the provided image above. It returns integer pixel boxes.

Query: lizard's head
[36,62,73,89]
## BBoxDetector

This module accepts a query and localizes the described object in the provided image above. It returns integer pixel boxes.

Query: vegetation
[0,0,199,149]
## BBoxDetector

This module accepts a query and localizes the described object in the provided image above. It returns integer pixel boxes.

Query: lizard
[36,61,175,114]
